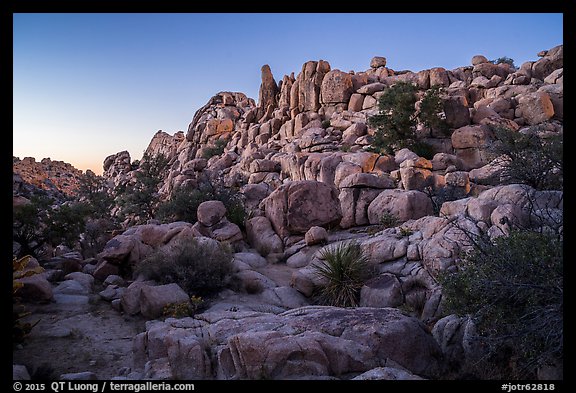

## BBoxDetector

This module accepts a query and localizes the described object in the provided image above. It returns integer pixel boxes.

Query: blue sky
[13,13,563,174]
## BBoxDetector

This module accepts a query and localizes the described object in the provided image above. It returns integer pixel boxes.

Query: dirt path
[13,291,146,380]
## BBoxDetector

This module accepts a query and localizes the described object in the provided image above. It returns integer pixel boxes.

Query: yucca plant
[313,241,372,307]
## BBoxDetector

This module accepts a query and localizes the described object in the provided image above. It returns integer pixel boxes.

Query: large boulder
[246,216,283,256]
[197,201,227,227]
[516,92,555,125]
[320,70,354,104]
[15,274,53,302]
[367,189,434,224]
[134,306,443,380]
[140,283,191,319]
[360,273,404,308]
[262,181,342,239]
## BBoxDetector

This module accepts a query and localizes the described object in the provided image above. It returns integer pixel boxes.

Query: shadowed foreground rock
[134,306,443,380]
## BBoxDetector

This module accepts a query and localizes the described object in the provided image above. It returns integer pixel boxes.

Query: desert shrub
[80,218,116,258]
[13,198,48,258]
[439,230,563,378]
[202,138,228,159]
[368,82,418,154]
[76,170,114,219]
[419,85,449,137]
[368,82,446,156]
[13,255,43,344]
[115,152,169,224]
[156,185,205,224]
[13,195,91,256]
[321,119,331,129]
[490,126,562,190]
[162,296,204,319]
[156,182,246,228]
[135,238,233,297]
[43,202,92,248]
[410,140,435,159]
[491,56,516,69]
[425,185,469,216]
[399,227,413,237]
[313,241,373,307]
[379,211,400,228]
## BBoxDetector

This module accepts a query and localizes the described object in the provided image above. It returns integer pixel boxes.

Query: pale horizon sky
[13,13,563,175]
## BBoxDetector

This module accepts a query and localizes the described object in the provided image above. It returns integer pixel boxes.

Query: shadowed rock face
[134,306,444,380]
[262,180,342,239]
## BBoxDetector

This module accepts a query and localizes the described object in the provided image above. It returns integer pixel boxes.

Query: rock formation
[14,44,563,381]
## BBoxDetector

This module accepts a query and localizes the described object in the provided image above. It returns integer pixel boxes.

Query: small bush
[439,230,562,378]
[115,152,169,224]
[379,212,400,228]
[368,82,418,155]
[491,56,516,69]
[162,298,204,318]
[419,85,449,137]
[203,139,228,159]
[135,238,233,297]
[156,182,246,228]
[410,140,435,159]
[399,227,413,237]
[425,185,469,216]
[490,126,562,190]
[321,119,331,129]
[313,241,373,307]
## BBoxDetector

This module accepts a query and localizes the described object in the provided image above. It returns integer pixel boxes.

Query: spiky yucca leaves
[313,241,372,307]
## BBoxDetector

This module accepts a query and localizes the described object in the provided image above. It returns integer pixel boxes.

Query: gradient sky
[13,13,563,175]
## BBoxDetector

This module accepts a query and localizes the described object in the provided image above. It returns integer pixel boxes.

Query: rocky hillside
[14,45,562,381]
[13,156,84,197]
[105,44,562,217]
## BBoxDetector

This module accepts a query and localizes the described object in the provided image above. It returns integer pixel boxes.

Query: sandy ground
[13,290,146,380]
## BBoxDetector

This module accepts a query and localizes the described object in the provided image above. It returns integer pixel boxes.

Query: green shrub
[202,138,228,159]
[313,241,373,307]
[156,182,246,228]
[379,212,400,228]
[321,119,331,129]
[425,185,469,216]
[115,152,169,224]
[368,82,418,155]
[491,56,516,69]
[439,230,563,378]
[76,170,114,219]
[419,85,449,137]
[43,202,92,248]
[135,238,233,297]
[490,126,562,190]
[410,140,435,159]
[399,227,413,237]
[368,82,446,156]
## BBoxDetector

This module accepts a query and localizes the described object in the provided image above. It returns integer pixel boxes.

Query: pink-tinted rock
[197,200,227,227]
[320,70,354,104]
[305,226,328,246]
[367,189,434,224]
[140,283,191,319]
[246,216,284,256]
[263,180,342,238]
